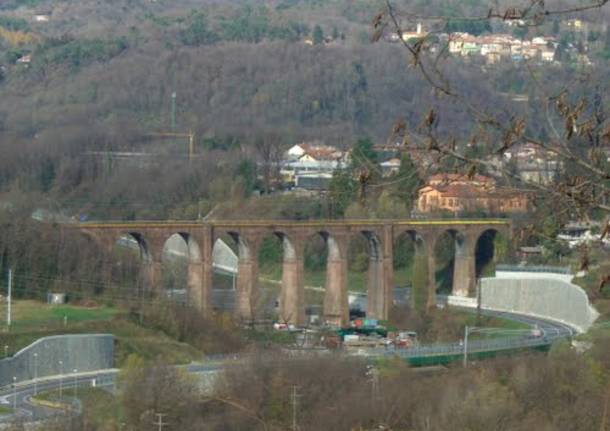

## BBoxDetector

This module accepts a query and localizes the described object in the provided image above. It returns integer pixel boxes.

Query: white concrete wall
[495,270,573,283]
[480,277,598,333]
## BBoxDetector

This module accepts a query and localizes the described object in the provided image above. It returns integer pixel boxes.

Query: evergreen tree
[328,169,355,218]
[604,27,610,58]
[313,25,324,45]
[552,20,560,36]
[350,137,377,171]
[236,159,257,195]
[392,153,422,211]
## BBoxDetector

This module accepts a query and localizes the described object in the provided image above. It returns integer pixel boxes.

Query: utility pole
[6,269,12,330]
[33,353,38,395]
[463,325,469,368]
[170,92,177,132]
[12,377,16,411]
[476,278,482,326]
[291,386,300,431]
[153,413,169,431]
[58,360,63,401]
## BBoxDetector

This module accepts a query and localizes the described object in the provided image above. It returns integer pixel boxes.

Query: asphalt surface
[0,309,575,424]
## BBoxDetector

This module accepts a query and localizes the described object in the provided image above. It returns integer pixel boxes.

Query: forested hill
[0,0,609,218]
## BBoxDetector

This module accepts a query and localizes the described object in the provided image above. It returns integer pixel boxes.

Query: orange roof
[297,143,344,161]
[432,184,523,199]
[427,173,494,183]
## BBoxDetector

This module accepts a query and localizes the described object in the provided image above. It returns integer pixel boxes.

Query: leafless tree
[373,1,610,226]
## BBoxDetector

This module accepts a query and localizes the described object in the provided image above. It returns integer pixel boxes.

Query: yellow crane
[147,131,195,161]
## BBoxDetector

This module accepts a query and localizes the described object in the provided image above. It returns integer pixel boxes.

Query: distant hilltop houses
[448,33,557,64]
[386,21,594,66]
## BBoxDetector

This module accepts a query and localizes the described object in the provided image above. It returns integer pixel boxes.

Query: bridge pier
[200,228,214,316]
[234,235,261,322]
[452,234,476,297]
[365,227,394,320]
[367,257,384,319]
[142,260,163,294]
[235,258,259,321]
[187,262,204,308]
[323,234,349,326]
[280,236,305,326]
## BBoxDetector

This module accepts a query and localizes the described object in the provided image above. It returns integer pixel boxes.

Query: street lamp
[73,369,78,401]
[463,326,535,367]
[58,360,63,401]
[12,376,16,411]
[33,353,38,395]
[4,345,7,358]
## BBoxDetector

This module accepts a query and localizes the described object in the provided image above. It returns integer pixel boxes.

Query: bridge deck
[70,219,510,229]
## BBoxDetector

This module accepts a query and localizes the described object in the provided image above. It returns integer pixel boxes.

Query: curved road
[0,309,575,424]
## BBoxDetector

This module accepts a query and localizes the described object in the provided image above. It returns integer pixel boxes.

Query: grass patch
[33,388,122,427]
[0,300,202,366]
[0,406,13,415]
[5,301,120,332]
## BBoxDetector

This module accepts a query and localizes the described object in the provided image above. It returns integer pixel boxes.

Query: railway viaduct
[67,219,510,326]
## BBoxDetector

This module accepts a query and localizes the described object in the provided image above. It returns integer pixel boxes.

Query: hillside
[0,0,607,220]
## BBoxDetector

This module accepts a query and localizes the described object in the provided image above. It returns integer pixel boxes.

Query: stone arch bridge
[67,219,510,326]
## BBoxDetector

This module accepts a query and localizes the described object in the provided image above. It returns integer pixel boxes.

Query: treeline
[21,339,610,431]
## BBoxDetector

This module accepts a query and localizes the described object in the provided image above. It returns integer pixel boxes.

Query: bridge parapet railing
[495,264,572,275]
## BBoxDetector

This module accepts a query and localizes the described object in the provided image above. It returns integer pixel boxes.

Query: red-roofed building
[417,173,528,214]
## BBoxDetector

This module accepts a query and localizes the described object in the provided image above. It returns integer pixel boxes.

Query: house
[504,143,560,185]
[380,158,401,177]
[416,173,528,214]
[285,142,344,162]
[540,49,555,62]
[286,144,308,159]
[518,246,544,262]
[401,23,428,42]
[295,173,333,191]
[449,33,481,56]
[281,142,347,189]
[17,54,31,64]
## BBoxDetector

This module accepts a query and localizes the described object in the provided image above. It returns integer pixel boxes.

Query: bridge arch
[96,231,158,302]
[125,232,153,263]
[432,229,473,297]
[356,230,391,320]
[392,229,431,311]
[475,228,508,279]
[160,232,204,308]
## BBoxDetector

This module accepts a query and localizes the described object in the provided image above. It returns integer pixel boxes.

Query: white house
[380,158,401,177]
[286,144,307,159]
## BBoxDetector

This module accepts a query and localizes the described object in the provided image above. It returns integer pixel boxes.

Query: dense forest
[0,0,608,217]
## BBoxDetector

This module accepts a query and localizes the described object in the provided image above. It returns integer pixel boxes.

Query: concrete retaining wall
[480,278,598,333]
[495,270,574,283]
[0,334,114,387]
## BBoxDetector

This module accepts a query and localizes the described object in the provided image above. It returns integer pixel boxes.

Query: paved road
[0,371,117,423]
[0,309,574,424]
